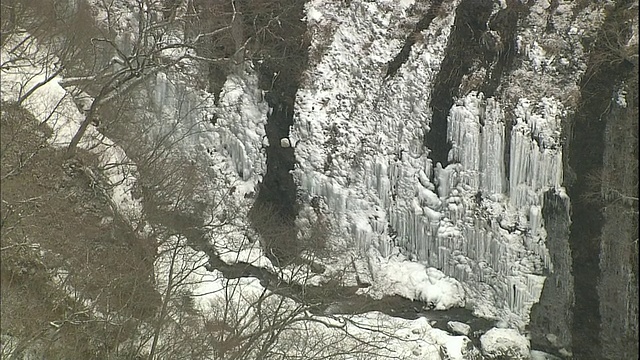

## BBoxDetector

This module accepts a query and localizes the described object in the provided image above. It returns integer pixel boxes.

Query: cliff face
[528,190,573,355]
[290,0,605,332]
[598,88,639,360]
[5,0,637,358]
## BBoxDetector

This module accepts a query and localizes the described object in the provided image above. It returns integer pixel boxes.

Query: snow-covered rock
[448,321,471,336]
[367,257,465,310]
[280,137,291,148]
[530,349,562,360]
[480,328,531,360]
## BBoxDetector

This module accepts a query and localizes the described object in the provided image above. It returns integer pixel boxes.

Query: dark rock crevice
[245,1,309,266]
[385,0,446,78]
[426,0,493,168]
[565,88,605,360]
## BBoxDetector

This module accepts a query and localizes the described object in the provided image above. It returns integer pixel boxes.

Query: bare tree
[137,230,406,360]
[0,95,410,360]
[46,0,232,156]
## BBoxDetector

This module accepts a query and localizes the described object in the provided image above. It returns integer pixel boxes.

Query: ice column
[507,274,545,320]
[376,160,390,206]
[508,97,564,207]
[214,73,268,182]
[481,99,506,195]
[154,72,168,114]
[447,93,506,195]
[447,96,481,189]
[509,129,563,208]
[529,205,542,237]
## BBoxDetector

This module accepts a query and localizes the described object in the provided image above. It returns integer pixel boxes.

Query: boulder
[448,321,471,336]
[480,328,531,360]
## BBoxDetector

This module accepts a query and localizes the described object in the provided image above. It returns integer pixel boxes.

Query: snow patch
[367,256,465,310]
[1,33,143,225]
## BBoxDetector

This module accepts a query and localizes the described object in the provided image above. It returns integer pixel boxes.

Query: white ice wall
[213,72,269,182]
[508,98,564,209]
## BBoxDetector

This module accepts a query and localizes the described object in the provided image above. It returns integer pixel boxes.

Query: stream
[198,240,495,348]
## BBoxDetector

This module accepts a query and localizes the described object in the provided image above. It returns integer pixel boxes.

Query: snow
[530,350,562,360]
[305,5,324,23]
[366,255,465,310]
[295,313,481,360]
[616,86,628,108]
[212,69,269,183]
[154,235,477,359]
[508,0,605,107]
[447,321,471,336]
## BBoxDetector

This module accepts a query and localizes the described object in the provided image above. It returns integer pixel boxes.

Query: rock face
[290,0,605,331]
[528,190,573,354]
[598,97,639,359]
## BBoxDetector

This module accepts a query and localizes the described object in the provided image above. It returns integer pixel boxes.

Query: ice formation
[368,259,466,310]
[290,0,586,327]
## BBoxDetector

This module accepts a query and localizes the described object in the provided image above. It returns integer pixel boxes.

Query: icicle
[529,205,541,237]
[481,115,506,195]
[376,160,391,207]
[352,220,373,252]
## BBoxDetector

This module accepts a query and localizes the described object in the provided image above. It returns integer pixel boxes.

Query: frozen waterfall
[288,0,570,327]
[293,92,563,325]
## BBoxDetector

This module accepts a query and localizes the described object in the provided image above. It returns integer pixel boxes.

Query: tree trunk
[230,1,245,72]
[148,243,179,360]
[66,105,96,157]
